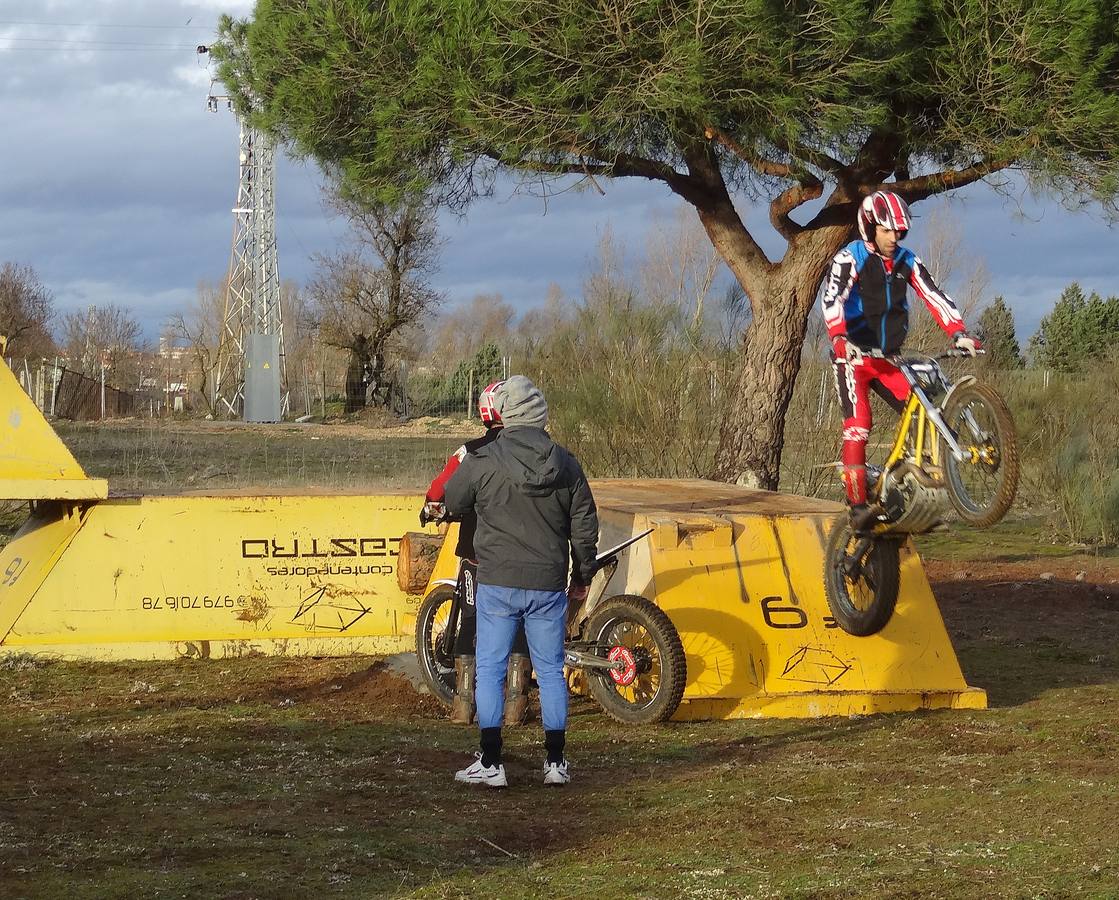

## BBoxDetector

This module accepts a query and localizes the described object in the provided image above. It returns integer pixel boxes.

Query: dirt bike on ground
[414,528,688,724]
[824,348,1019,637]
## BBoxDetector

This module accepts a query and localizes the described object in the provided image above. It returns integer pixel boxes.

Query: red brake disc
[607,645,638,686]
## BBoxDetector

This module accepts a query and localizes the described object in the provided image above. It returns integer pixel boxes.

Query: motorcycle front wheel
[414,585,457,706]
[940,382,1019,527]
[584,595,687,725]
[823,516,902,637]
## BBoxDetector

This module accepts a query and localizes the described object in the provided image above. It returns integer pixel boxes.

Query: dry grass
[2,557,1118,898]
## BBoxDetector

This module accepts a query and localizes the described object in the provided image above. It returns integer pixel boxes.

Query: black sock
[544,729,565,765]
[480,727,502,768]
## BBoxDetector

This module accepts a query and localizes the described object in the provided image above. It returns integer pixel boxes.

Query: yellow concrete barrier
[0,354,983,716]
[1,492,427,659]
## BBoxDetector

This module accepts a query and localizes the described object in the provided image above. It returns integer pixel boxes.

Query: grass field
[2,422,1118,898]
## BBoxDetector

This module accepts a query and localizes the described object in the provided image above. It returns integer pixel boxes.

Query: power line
[3,36,200,48]
[0,19,214,30]
[2,46,198,52]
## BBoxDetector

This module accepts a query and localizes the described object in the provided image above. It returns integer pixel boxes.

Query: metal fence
[8,358,142,420]
[281,357,512,423]
[53,367,136,420]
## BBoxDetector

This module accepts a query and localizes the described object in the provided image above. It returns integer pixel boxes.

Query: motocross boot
[502,653,533,727]
[848,502,885,536]
[450,655,476,725]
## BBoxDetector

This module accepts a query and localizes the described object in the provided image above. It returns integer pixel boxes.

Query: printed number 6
[2,557,26,587]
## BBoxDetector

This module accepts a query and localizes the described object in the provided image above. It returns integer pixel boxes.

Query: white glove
[953,332,982,357]
[419,500,446,526]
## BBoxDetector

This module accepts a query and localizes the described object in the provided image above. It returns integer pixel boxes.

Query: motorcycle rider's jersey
[822,240,965,354]
[425,427,502,560]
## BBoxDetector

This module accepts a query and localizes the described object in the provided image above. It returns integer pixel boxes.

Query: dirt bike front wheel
[823,516,902,637]
[940,382,1019,527]
[583,595,687,725]
[414,585,457,706]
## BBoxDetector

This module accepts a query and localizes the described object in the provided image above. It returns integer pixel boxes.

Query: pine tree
[1030,284,1119,371]
[214,2,1119,488]
[976,297,1022,370]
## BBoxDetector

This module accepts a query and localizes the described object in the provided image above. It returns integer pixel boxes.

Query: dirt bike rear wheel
[584,595,687,725]
[414,585,456,706]
[823,516,902,637]
[940,382,1019,527]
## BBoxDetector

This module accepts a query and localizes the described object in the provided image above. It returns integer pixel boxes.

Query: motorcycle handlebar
[860,347,986,364]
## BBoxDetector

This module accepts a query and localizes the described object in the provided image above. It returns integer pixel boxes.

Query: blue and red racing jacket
[426,427,502,560]
[821,240,965,355]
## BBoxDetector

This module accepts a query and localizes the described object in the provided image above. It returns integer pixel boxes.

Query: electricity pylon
[208,93,287,421]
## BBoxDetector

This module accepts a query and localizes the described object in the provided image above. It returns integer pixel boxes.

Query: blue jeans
[474,584,568,732]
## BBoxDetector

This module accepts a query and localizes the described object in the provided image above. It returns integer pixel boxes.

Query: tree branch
[887,158,1009,202]
[703,125,794,179]
[769,178,824,240]
[486,147,688,191]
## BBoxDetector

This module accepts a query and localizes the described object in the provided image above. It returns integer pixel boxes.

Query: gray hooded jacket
[443,426,599,591]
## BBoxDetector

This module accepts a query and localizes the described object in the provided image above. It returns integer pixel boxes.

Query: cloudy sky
[2,0,1116,346]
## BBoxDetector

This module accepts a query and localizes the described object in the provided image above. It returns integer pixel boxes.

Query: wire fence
[281,357,513,423]
[8,357,150,420]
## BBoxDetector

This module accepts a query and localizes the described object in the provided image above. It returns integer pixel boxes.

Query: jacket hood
[496,426,564,496]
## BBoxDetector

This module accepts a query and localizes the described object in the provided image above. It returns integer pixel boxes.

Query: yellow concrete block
[1,491,434,660]
[0,356,106,500]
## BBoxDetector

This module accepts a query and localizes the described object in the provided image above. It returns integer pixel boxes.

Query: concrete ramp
[424,480,985,719]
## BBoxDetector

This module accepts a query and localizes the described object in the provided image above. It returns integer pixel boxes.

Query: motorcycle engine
[878,463,950,534]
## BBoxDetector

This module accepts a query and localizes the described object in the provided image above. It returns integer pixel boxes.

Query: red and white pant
[832,355,910,505]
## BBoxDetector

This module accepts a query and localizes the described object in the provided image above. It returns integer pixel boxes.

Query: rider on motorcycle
[821,190,983,533]
[421,380,533,726]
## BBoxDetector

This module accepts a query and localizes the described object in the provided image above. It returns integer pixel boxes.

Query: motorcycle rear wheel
[584,595,687,725]
[823,516,902,637]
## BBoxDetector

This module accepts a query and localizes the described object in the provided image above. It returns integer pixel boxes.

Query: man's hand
[953,332,983,357]
[833,337,863,364]
[419,500,446,526]
[567,582,589,605]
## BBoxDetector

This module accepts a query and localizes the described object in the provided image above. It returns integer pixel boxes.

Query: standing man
[444,375,598,787]
[422,381,533,726]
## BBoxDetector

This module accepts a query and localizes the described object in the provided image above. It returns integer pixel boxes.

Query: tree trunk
[344,337,372,413]
[711,227,852,490]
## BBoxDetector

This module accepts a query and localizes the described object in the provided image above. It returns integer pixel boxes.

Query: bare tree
[427,292,516,369]
[306,188,443,412]
[904,209,989,354]
[0,262,55,358]
[60,303,144,388]
[167,280,227,415]
[640,208,725,330]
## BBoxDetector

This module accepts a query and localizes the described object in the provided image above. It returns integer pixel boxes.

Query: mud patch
[236,594,270,623]
[279,660,446,718]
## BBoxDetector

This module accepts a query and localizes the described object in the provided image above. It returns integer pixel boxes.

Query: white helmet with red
[478,380,505,426]
[857,190,911,243]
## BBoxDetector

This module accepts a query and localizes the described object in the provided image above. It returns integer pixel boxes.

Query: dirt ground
[86,412,484,441]
[4,551,1118,897]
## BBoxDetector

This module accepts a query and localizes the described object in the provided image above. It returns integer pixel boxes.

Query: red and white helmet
[478,380,505,426]
[857,190,911,243]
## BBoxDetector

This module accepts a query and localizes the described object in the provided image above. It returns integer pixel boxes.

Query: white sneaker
[455,752,508,788]
[542,759,571,786]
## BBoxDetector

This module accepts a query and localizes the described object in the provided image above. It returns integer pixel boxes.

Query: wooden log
[397,531,445,594]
